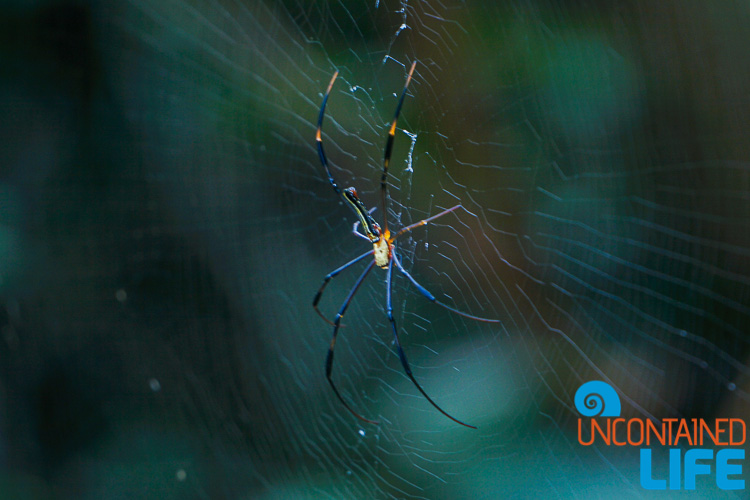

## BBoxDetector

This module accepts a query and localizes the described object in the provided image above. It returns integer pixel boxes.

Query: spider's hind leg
[385,258,477,429]
[392,252,499,323]
[313,250,374,326]
[325,260,380,425]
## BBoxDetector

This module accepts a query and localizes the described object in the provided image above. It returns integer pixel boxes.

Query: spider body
[313,61,499,428]
[343,187,391,267]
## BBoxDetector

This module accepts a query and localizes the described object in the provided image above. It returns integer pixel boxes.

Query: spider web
[2,0,749,498]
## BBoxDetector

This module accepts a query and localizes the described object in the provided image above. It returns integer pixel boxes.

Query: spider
[314,61,498,428]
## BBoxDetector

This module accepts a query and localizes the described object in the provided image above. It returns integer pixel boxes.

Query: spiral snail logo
[574,380,621,417]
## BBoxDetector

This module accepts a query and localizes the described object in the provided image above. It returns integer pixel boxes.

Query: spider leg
[313,250,374,326]
[393,252,500,323]
[386,258,477,429]
[393,204,462,240]
[381,61,417,234]
[316,70,342,196]
[326,260,380,425]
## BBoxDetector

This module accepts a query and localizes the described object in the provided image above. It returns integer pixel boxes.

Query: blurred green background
[1,0,749,498]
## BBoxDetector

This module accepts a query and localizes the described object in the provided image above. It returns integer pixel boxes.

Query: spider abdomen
[373,238,391,268]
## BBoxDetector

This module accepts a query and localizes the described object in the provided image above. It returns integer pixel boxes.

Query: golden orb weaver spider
[314,61,499,428]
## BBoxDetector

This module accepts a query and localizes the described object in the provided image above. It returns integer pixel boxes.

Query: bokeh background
[1,0,749,498]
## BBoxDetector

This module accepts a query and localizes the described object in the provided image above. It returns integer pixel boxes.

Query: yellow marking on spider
[326,71,339,94]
